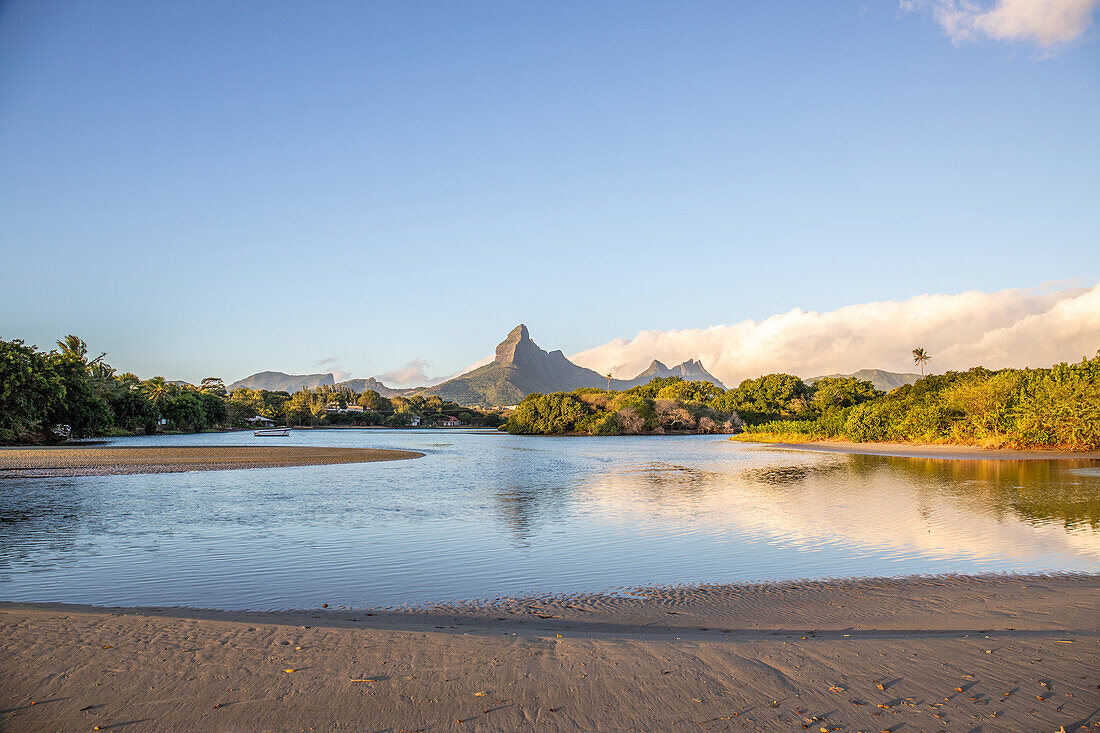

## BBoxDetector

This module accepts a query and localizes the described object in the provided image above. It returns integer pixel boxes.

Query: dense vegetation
[505,353,1100,450]
[5,334,1095,450]
[228,386,503,428]
[736,352,1100,451]
[503,377,741,435]
[0,335,501,444]
[1,336,226,442]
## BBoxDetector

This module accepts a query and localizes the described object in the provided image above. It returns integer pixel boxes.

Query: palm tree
[56,334,87,360]
[912,347,931,377]
[144,376,171,405]
[606,372,613,392]
[56,334,106,368]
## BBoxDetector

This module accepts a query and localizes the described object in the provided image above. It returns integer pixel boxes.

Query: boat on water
[254,427,291,437]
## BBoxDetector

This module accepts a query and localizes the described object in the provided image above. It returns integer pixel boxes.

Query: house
[435,415,461,427]
[324,403,364,414]
[407,415,422,427]
[246,415,274,426]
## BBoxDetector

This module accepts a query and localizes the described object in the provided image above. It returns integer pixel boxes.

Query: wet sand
[747,439,1100,461]
[2,574,1098,731]
[0,445,423,477]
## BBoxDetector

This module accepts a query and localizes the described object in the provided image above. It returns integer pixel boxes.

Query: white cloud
[570,283,1100,386]
[377,358,433,388]
[376,354,497,388]
[316,356,351,382]
[902,0,1100,50]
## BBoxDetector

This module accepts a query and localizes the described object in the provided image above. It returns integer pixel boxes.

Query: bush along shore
[734,351,1100,451]
[505,351,1100,450]
[503,380,741,435]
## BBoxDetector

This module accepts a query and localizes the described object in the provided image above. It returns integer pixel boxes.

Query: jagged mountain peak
[494,324,536,364]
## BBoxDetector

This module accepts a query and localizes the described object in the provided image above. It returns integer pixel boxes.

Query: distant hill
[228,326,723,405]
[336,377,417,398]
[418,325,724,406]
[806,369,921,392]
[622,359,725,389]
[229,371,336,393]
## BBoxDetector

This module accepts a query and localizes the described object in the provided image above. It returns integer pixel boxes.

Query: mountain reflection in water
[0,430,1097,609]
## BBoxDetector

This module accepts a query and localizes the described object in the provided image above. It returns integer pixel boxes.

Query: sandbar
[2,574,1098,731]
[0,445,423,477]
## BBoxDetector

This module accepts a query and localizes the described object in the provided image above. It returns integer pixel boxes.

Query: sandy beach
[745,439,1100,461]
[2,574,1098,731]
[0,445,423,477]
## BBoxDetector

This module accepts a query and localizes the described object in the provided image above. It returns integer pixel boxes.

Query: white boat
[254,427,291,437]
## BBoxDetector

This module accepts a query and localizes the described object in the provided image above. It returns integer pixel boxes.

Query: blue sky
[1,1,1098,384]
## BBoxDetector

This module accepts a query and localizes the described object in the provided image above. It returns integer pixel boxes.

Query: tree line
[0,335,501,444]
[503,378,741,435]
[227,386,503,428]
[505,350,1100,450]
[2,335,230,442]
[734,351,1100,451]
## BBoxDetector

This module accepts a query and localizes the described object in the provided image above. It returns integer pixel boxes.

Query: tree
[284,390,320,425]
[0,339,64,442]
[47,350,112,438]
[199,377,227,398]
[228,388,264,423]
[811,377,881,413]
[56,334,107,370]
[161,392,206,432]
[196,390,228,426]
[310,398,328,424]
[912,347,931,377]
[143,376,174,407]
[715,373,808,418]
[606,372,612,392]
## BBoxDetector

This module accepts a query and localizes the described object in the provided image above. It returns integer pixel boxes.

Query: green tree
[0,339,64,442]
[227,388,264,424]
[200,377,227,398]
[162,392,206,432]
[810,377,881,413]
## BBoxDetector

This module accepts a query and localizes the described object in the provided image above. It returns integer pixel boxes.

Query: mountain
[229,371,336,392]
[806,369,921,392]
[420,325,724,406]
[622,359,725,389]
[419,325,606,405]
[336,377,417,398]
[228,326,723,405]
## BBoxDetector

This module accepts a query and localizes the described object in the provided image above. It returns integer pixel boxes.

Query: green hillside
[807,369,920,392]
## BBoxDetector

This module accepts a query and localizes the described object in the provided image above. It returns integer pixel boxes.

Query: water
[1,430,1098,610]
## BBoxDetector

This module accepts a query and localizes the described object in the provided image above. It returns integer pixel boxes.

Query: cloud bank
[902,0,1100,49]
[570,284,1100,386]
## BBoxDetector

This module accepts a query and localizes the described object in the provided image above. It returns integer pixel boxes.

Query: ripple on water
[0,430,1098,609]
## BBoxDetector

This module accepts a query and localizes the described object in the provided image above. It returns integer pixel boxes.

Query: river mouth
[1,429,1098,610]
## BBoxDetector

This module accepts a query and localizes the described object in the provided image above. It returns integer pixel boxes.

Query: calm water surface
[1,430,1098,609]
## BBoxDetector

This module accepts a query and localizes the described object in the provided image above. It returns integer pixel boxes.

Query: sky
[1,0,1098,386]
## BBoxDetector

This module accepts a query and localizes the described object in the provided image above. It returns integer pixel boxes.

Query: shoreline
[738,438,1100,461]
[0,445,423,477]
[3,573,1098,730]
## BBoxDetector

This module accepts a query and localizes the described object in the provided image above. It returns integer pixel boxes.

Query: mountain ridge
[228,325,725,405]
[416,325,724,405]
[228,371,335,393]
[806,368,921,392]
